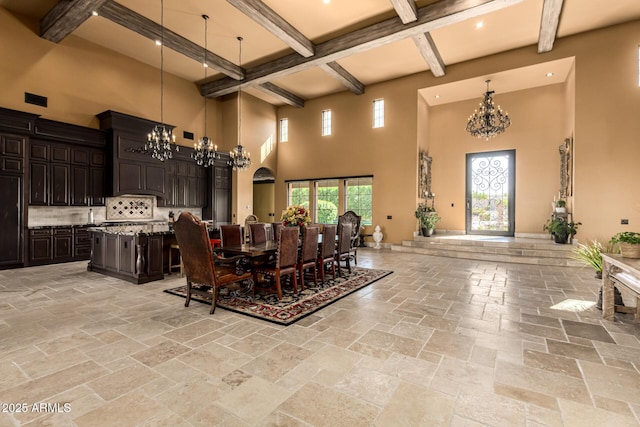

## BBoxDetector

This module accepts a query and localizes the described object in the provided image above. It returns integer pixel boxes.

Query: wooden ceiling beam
[226,0,314,58]
[40,0,108,43]
[538,0,564,53]
[98,0,244,80]
[228,0,364,95]
[203,0,523,97]
[256,82,305,108]
[412,32,445,77]
[319,62,365,95]
[390,0,418,24]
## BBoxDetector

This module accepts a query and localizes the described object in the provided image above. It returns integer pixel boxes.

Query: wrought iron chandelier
[146,0,178,162]
[229,36,251,171]
[192,14,219,167]
[466,79,511,140]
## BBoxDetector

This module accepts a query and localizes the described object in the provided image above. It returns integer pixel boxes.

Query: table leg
[602,260,615,321]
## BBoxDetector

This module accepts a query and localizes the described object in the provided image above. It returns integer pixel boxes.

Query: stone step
[391,236,582,266]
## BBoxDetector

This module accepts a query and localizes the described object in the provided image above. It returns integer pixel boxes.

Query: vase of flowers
[281,205,312,228]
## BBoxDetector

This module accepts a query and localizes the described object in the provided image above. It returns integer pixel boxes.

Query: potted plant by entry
[609,231,640,258]
[415,203,441,237]
[544,217,581,244]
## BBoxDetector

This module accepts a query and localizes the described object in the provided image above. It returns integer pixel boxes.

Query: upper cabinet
[97,110,214,209]
[27,118,106,207]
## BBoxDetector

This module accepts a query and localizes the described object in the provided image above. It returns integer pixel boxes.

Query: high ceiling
[2,0,640,107]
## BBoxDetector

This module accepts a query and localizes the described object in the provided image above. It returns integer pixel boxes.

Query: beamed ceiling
[2,0,640,107]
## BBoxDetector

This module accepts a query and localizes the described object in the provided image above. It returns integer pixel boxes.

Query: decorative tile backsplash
[106,195,154,220]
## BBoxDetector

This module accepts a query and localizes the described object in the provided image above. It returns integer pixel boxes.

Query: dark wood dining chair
[338,210,361,265]
[249,222,268,245]
[173,212,253,314]
[298,226,319,290]
[271,222,284,242]
[317,224,336,282]
[336,222,353,277]
[253,226,299,300]
[220,224,243,246]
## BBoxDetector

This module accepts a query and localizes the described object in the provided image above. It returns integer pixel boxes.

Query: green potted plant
[609,231,640,258]
[415,203,441,237]
[555,199,567,213]
[543,217,581,244]
[570,240,603,278]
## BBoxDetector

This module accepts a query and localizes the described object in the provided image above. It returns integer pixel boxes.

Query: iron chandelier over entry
[465,80,511,140]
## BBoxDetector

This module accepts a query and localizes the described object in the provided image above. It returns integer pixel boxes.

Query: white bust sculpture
[372,225,383,249]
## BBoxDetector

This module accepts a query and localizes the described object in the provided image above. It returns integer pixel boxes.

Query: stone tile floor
[0,249,639,426]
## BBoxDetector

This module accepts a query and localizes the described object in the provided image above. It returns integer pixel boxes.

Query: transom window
[372,98,384,128]
[279,118,288,142]
[321,109,332,136]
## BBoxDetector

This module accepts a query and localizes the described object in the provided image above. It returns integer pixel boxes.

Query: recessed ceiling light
[323,0,330,4]
[434,95,440,99]
[203,63,209,68]
[475,21,484,29]
[92,11,98,16]
[155,40,162,46]
[546,72,554,77]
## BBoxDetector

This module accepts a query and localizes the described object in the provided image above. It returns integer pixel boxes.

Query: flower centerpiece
[281,205,312,228]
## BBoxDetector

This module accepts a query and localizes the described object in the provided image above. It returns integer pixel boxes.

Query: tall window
[287,181,310,208]
[315,180,339,223]
[345,177,373,225]
[321,109,332,136]
[279,118,288,142]
[372,98,384,128]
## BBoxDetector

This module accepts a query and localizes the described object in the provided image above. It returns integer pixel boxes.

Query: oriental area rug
[164,267,393,326]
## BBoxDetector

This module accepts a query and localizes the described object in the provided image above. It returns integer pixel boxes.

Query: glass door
[466,150,515,236]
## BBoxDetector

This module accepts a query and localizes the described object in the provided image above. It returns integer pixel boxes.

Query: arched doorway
[253,167,275,223]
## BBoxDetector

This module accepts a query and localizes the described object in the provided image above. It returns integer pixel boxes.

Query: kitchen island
[88,223,172,284]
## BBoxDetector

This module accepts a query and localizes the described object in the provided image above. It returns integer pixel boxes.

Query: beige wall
[0,8,223,150]
[427,83,566,234]
[275,20,640,244]
[2,6,639,244]
[253,182,275,224]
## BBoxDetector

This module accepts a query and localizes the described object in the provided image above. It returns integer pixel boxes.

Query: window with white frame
[345,177,372,225]
[321,109,332,136]
[372,98,384,128]
[279,118,288,142]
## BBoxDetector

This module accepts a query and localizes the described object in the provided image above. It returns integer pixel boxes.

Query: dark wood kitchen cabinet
[29,140,105,207]
[89,229,164,284]
[0,132,27,269]
[28,226,92,266]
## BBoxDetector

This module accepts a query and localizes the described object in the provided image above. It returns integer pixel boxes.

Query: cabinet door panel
[50,145,69,163]
[119,236,134,274]
[53,234,72,260]
[91,233,105,268]
[90,167,105,206]
[145,164,165,195]
[117,162,143,194]
[30,142,49,161]
[51,164,69,205]
[71,166,89,206]
[29,162,48,205]
[0,175,23,266]
[104,234,118,271]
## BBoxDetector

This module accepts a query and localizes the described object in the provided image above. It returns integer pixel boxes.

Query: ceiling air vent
[25,92,48,107]
[183,131,194,140]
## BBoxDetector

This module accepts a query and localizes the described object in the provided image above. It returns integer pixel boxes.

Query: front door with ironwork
[466,150,515,236]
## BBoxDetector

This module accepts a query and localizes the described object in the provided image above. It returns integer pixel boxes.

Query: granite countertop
[29,224,94,230]
[88,224,174,236]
